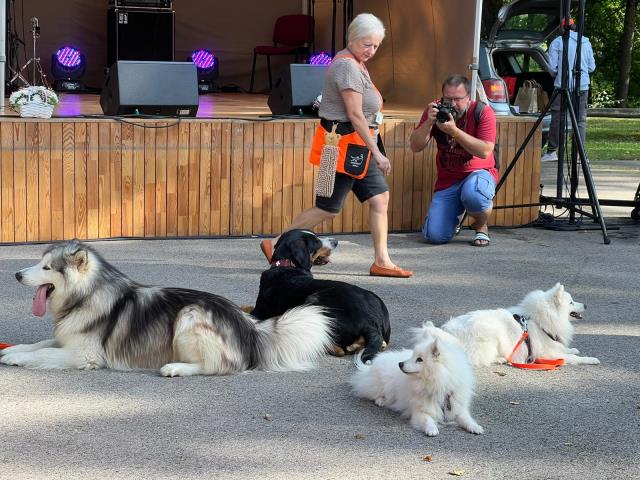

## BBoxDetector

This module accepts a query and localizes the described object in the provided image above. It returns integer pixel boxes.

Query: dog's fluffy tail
[253,305,333,371]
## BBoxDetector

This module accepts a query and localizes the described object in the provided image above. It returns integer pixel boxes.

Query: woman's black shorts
[315,149,389,214]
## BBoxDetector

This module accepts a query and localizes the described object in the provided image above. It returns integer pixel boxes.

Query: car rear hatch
[488,0,576,48]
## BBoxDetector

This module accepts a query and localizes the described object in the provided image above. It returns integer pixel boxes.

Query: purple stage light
[309,52,332,66]
[191,49,217,71]
[55,46,83,69]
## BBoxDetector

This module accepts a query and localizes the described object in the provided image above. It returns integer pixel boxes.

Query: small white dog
[441,283,600,367]
[350,322,483,437]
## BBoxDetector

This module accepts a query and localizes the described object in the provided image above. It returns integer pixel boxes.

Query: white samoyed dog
[350,322,483,437]
[441,283,600,367]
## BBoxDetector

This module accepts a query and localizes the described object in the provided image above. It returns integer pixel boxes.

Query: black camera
[435,99,457,123]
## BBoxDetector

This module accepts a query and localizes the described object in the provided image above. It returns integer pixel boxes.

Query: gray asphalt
[0,167,638,479]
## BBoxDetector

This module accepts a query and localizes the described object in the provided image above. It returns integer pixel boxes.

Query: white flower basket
[9,86,58,119]
[18,102,55,119]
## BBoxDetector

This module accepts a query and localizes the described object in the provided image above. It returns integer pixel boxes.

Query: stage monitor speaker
[107,8,175,67]
[268,64,329,115]
[100,61,199,117]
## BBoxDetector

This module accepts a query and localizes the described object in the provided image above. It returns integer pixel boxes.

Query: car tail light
[482,79,508,102]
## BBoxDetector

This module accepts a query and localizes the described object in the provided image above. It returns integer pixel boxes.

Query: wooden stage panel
[0,95,541,243]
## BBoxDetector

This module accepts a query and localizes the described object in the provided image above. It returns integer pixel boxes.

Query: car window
[503,14,553,34]
[512,53,544,73]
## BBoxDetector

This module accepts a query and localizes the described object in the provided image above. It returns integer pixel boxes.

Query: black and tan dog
[251,229,391,362]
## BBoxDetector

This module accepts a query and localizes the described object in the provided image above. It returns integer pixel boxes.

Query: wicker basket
[18,102,54,119]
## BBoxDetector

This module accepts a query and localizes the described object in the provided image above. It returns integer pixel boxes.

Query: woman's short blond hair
[347,13,385,44]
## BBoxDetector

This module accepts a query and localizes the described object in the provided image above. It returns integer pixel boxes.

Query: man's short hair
[442,75,470,94]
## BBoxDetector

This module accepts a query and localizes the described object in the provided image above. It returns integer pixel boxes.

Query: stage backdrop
[11,0,474,109]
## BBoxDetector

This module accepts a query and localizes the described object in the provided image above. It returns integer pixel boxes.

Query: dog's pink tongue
[32,285,48,317]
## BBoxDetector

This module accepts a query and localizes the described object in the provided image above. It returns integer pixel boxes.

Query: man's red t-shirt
[416,101,498,191]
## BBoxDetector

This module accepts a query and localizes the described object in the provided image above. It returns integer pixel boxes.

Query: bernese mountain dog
[251,229,390,362]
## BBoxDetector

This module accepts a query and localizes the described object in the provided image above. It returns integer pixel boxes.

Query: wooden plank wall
[0,118,541,243]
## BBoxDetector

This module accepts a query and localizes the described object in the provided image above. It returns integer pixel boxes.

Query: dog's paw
[79,362,102,371]
[160,362,202,377]
[160,363,184,377]
[465,423,484,435]
[1,351,29,366]
[424,424,439,437]
[582,356,600,365]
[374,397,386,407]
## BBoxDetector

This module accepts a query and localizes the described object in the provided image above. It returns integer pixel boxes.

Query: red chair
[249,14,315,93]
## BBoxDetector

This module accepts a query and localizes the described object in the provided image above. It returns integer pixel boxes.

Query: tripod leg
[564,94,610,244]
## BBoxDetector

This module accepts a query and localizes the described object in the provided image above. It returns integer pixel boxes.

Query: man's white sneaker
[541,151,558,162]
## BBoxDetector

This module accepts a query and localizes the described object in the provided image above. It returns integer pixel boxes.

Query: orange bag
[309,121,374,180]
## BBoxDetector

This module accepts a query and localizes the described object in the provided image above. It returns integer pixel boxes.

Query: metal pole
[0,0,7,113]
[470,0,483,101]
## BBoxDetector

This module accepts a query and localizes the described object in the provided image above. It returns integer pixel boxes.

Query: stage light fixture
[51,46,86,92]
[191,49,219,94]
[309,52,332,66]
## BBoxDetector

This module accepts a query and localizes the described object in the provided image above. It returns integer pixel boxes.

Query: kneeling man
[410,74,497,246]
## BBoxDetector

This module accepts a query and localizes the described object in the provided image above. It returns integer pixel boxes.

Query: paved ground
[0,163,638,480]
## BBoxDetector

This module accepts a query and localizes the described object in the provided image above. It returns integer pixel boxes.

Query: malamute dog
[0,241,333,376]
[441,283,600,367]
[351,322,483,437]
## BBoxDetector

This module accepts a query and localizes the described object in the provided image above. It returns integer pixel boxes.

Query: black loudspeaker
[100,61,199,117]
[268,64,329,115]
[107,8,174,67]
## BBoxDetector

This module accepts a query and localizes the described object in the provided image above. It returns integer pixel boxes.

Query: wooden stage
[0,94,541,244]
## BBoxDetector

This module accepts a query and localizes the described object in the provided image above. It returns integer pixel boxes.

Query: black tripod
[496,0,610,244]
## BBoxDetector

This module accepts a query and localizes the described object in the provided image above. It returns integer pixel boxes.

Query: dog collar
[270,259,296,269]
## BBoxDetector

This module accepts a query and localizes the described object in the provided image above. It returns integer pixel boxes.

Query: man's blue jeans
[422,170,496,244]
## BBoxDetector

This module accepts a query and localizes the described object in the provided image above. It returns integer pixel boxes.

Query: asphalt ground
[1,160,639,479]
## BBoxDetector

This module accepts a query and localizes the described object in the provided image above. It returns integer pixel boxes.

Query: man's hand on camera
[435,113,458,137]
[426,102,439,124]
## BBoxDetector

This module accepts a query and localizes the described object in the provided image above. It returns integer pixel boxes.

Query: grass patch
[586,117,640,161]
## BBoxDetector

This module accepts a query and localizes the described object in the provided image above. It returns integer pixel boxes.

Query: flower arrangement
[9,86,59,118]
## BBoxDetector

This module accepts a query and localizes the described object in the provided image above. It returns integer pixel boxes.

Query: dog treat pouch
[309,122,373,180]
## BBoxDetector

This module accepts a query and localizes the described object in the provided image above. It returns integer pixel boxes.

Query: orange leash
[507,315,564,371]
[0,343,14,350]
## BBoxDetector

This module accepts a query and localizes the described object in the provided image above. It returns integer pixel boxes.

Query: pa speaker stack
[107,0,175,67]
[100,61,199,117]
[268,64,329,116]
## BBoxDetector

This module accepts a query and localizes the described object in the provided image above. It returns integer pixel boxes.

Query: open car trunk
[492,47,554,114]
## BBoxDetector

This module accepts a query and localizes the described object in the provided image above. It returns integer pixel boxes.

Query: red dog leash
[507,315,564,371]
[0,343,13,350]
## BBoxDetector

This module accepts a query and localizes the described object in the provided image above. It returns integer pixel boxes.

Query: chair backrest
[273,14,314,47]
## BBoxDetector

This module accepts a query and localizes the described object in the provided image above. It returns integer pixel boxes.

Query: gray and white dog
[0,240,333,376]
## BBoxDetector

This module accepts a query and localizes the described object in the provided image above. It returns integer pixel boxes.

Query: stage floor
[1,93,425,121]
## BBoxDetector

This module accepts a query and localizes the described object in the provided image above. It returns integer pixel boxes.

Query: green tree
[616,0,639,106]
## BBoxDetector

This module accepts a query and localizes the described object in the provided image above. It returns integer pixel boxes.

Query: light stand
[9,16,49,88]
[496,0,610,244]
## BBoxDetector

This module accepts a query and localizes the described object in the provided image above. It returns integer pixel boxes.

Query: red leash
[0,343,14,350]
[507,315,564,371]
